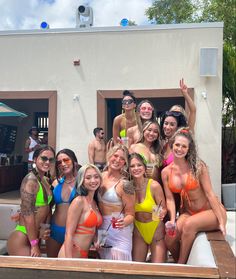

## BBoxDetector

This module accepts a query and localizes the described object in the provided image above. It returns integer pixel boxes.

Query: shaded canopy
[0,102,27,117]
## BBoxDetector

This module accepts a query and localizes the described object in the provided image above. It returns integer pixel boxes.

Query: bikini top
[97,180,122,206]
[53,178,76,205]
[120,129,126,138]
[135,179,156,213]
[35,180,52,207]
[168,165,199,209]
[75,208,103,235]
[163,152,174,167]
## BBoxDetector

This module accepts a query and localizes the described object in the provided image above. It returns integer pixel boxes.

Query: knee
[181,219,196,237]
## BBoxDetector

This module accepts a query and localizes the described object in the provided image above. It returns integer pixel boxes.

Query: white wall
[0,23,223,197]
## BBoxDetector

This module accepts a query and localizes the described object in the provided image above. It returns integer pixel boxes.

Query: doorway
[97,89,194,140]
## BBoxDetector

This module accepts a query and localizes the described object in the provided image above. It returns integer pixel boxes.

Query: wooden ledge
[0,256,219,279]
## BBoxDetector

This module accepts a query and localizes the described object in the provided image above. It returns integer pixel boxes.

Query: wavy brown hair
[169,127,202,178]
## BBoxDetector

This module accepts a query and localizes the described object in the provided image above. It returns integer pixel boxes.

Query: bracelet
[30,238,39,247]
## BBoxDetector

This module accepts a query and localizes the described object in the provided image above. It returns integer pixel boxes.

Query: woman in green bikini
[112,90,138,146]
[7,145,55,257]
[129,153,167,262]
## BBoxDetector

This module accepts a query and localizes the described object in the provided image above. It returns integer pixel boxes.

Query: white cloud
[0,0,152,30]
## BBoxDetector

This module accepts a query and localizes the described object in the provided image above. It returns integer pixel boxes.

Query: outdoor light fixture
[200,48,218,77]
[76,5,93,28]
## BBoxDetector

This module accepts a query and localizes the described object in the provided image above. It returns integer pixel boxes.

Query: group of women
[7,79,227,264]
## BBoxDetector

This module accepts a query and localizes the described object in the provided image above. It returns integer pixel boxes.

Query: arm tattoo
[122,179,135,195]
[20,178,37,216]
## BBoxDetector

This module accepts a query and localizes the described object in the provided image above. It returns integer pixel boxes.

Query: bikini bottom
[134,219,160,245]
[15,224,27,235]
[50,223,66,244]
[73,243,88,258]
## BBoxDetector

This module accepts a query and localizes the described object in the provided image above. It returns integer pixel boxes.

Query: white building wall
[0,23,223,197]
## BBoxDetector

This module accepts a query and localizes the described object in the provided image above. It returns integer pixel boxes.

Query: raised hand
[179,78,188,95]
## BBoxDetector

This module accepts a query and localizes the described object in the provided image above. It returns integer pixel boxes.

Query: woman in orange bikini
[161,127,227,264]
[58,164,102,258]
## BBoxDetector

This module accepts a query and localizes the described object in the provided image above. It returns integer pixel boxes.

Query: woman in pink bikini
[58,164,102,258]
[161,127,226,264]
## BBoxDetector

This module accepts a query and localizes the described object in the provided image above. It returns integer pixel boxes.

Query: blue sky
[0,0,153,30]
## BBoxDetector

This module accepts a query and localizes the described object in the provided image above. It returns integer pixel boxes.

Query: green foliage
[146,0,198,24]
[128,20,137,26]
[199,0,236,44]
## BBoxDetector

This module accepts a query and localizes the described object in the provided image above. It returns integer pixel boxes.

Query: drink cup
[10,207,20,222]
[111,212,120,229]
[39,223,51,240]
[146,163,155,178]
[152,205,162,221]
[165,221,176,237]
[97,229,108,246]
[121,137,128,147]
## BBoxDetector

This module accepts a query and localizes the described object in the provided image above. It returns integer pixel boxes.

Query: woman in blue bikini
[46,149,80,257]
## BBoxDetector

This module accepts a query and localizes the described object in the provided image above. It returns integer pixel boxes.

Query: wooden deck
[0,231,235,279]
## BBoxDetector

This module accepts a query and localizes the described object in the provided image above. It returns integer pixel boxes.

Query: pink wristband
[30,239,39,247]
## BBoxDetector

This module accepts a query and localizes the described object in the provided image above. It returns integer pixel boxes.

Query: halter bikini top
[35,180,52,207]
[53,178,76,204]
[97,180,122,206]
[168,165,199,209]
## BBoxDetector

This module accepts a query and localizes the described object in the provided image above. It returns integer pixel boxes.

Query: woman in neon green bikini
[7,145,55,257]
[129,153,167,262]
[112,90,138,146]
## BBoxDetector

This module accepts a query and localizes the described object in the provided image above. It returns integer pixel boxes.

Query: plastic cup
[121,137,128,147]
[10,207,20,222]
[97,229,107,246]
[111,212,120,229]
[165,222,176,237]
[152,205,162,221]
[146,163,155,178]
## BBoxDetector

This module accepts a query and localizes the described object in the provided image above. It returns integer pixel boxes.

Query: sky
[0,0,153,31]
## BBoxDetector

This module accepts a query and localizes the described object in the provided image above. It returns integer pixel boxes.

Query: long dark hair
[160,111,187,139]
[55,148,79,180]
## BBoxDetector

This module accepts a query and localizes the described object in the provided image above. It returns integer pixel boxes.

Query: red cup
[111,217,118,229]
[165,222,176,237]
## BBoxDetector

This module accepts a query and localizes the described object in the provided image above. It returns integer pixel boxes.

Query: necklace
[64,177,75,184]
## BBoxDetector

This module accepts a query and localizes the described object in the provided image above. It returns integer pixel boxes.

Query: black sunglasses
[165,111,183,117]
[122,99,134,105]
[40,156,55,163]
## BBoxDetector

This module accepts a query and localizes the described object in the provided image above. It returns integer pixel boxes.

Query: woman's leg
[178,210,219,264]
[46,237,62,257]
[7,231,31,256]
[132,227,148,262]
[150,221,166,263]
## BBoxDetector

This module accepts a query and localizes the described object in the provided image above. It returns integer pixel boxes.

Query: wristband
[30,239,39,247]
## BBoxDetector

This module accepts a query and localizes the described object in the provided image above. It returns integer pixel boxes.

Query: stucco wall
[0,23,223,197]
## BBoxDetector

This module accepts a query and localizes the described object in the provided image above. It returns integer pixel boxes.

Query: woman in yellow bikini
[129,153,167,262]
[161,127,226,264]
[112,90,138,146]
[7,145,55,257]
[58,164,102,258]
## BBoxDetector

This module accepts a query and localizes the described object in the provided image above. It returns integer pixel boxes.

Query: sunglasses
[140,106,153,112]
[165,111,183,117]
[122,99,134,105]
[56,158,72,166]
[40,156,55,163]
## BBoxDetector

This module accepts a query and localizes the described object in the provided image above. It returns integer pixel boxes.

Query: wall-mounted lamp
[73,94,79,101]
[200,48,218,77]
[73,59,80,66]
